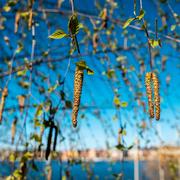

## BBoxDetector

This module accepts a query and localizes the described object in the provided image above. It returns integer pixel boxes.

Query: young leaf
[149,39,161,48]
[68,14,79,35]
[128,144,134,150]
[170,25,176,31]
[17,69,27,76]
[137,9,145,20]
[30,133,41,142]
[76,61,94,75]
[87,68,94,75]
[49,29,68,39]
[35,105,43,117]
[48,83,58,93]
[123,17,136,29]
[114,96,121,108]
[115,143,126,150]
[121,102,128,108]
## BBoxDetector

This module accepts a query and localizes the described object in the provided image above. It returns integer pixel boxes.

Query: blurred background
[0,0,180,179]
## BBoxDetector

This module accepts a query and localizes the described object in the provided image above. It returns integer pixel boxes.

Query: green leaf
[30,133,41,142]
[34,118,41,127]
[137,9,145,20]
[123,17,136,29]
[115,143,133,151]
[35,104,43,117]
[18,81,30,89]
[62,175,66,180]
[106,69,115,79]
[76,61,94,75]
[170,25,176,31]
[121,129,127,136]
[16,43,23,54]
[17,69,27,76]
[87,68,94,75]
[3,0,19,12]
[127,144,134,150]
[13,169,22,178]
[115,143,126,150]
[3,5,11,12]
[68,14,79,35]
[112,173,123,180]
[49,29,68,39]
[23,152,33,159]
[149,39,161,48]
[9,153,16,163]
[114,96,121,108]
[121,102,128,108]
[48,83,58,93]
[76,61,87,69]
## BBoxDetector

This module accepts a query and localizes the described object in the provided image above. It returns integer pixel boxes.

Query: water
[0,160,159,180]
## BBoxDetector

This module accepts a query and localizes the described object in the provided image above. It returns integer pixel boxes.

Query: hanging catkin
[145,72,154,118]
[11,117,18,144]
[152,73,160,120]
[72,66,84,127]
[14,12,20,33]
[0,87,8,123]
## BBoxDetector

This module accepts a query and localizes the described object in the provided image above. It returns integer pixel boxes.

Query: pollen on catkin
[72,66,84,127]
[152,72,160,120]
[145,72,154,118]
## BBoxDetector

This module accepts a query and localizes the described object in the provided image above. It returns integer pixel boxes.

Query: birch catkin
[72,66,84,127]
[0,87,8,123]
[152,73,160,120]
[145,72,154,118]
[11,117,17,144]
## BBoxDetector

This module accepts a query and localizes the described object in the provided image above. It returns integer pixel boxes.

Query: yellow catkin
[152,73,160,120]
[72,66,84,127]
[28,9,33,29]
[18,95,25,113]
[145,72,154,118]
[93,33,98,52]
[14,12,20,33]
[0,87,8,123]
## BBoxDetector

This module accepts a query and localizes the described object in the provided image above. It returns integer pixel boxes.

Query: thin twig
[70,0,75,14]
[35,8,180,43]
[139,0,153,71]
[155,18,158,40]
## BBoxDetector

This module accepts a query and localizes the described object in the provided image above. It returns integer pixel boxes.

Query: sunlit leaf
[87,68,94,75]
[48,83,58,93]
[76,61,94,75]
[3,5,11,12]
[137,9,145,20]
[114,96,121,108]
[30,133,41,142]
[17,69,27,76]
[49,29,69,39]
[121,102,128,108]
[123,18,136,29]
[149,39,161,48]
[35,104,43,117]
[170,25,176,31]
[23,152,33,159]
[18,81,30,89]
[9,153,16,163]
[106,69,115,79]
